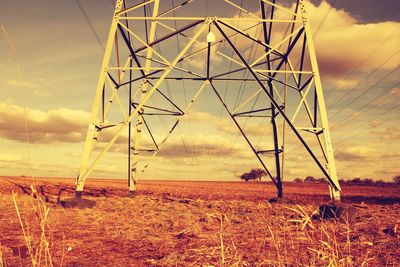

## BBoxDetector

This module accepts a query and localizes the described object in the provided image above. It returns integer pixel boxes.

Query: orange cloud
[371,126,400,141]
[307,2,399,79]
[0,102,90,143]
[216,2,399,85]
[335,145,377,161]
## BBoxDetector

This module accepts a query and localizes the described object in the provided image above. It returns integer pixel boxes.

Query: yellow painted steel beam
[290,79,314,123]
[105,75,129,120]
[286,57,329,163]
[299,0,341,200]
[138,81,208,174]
[116,0,155,15]
[155,20,201,45]
[271,83,284,103]
[253,69,313,74]
[129,0,160,191]
[76,22,207,191]
[158,0,195,17]
[103,57,132,120]
[119,22,171,66]
[77,0,124,186]
[135,54,205,78]
[232,88,263,114]
[215,20,285,57]
[122,17,297,23]
[261,0,298,17]
[223,0,260,19]
[250,26,304,67]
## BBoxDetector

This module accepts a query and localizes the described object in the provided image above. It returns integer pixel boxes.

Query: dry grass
[0,177,399,266]
[11,184,53,267]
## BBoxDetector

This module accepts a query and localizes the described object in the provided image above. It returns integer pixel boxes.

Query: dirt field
[0,176,399,266]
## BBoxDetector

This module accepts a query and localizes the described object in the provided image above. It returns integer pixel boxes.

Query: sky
[0,0,399,183]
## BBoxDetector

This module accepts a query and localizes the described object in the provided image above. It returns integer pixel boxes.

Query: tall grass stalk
[12,187,53,267]
[0,249,5,267]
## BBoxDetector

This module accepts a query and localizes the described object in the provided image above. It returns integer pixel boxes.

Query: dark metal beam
[209,80,277,186]
[261,0,282,198]
[131,103,160,151]
[233,106,284,117]
[131,102,183,115]
[134,20,204,54]
[217,20,283,57]
[215,21,339,191]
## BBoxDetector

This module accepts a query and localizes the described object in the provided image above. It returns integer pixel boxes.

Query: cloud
[216,2,399,85]
[0,153,22,162]
[329,77,361,90]
[0,102,90,143]
[335,145,376,161]
[7,79,39,89]
[371,126,400,141]
[390,87,400,97]
[6,78,50,94]
[306,2,399,78]
[184,41,224,70]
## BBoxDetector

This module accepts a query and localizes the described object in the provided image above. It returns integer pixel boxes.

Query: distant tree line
[293,175,400,185]
[239,170,400,186]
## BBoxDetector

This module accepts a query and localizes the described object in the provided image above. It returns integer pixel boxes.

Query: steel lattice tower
[75,0,341,201]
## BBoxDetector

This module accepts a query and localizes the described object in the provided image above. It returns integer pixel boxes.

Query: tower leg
[128,1,160,194]
[76,0,124,194]
[261,1,282,198]
[300,1,341,201]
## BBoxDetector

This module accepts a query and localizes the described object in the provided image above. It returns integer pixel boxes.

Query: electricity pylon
[75,0,341,201]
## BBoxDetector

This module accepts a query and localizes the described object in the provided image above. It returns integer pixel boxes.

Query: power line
[332,80,400,131]
[325,26,399,99]
[171,0,197,160]
[313,0,336,38]
[327,48,400,111]
[74,0,105,51]
[335,105,400,145]
[329,64,400,119]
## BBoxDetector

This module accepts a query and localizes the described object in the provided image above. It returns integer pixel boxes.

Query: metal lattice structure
[75,0,341,200]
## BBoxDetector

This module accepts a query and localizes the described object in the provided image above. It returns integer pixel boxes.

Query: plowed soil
[0,176,399,266]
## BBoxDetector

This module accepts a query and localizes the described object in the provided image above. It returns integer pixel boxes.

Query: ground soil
[0,176,399,266]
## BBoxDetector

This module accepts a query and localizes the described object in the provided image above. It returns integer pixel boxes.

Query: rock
[179,199,191,204]
[382,225,399,238]
[11,245,28,258]
[126,191,136,198]
[175,229,197,239]
[318,203,357,222]
[60,197,96,209]
[268,197,293,204]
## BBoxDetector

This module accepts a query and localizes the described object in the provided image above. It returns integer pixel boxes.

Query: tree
[293,177,303,183]
[249,168,267,181]
[240,172,253,182]
[239,168,267,182]
[363,178,374,184]
[304,176,317,183]
[393,175,400,185]
[349,177,362,184]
